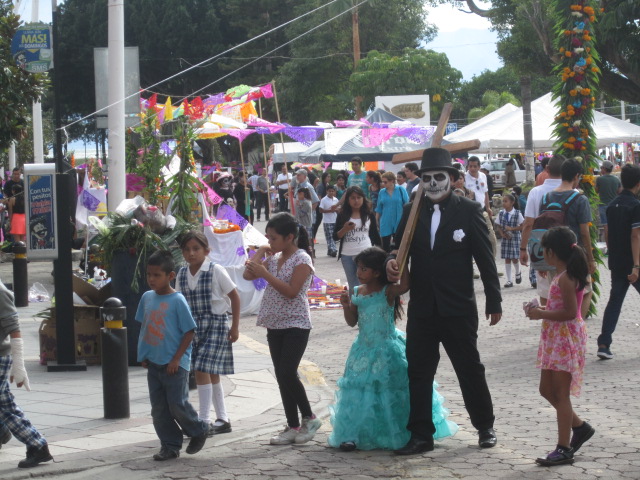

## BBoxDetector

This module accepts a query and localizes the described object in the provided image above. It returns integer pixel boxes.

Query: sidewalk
[0,301,333,479]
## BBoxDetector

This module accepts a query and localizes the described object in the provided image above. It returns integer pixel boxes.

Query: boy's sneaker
[153,447,179,461]
[294,416,322,444]
[185,427,210,455]
[535,445,574,466]
[570,422,595,453]
[18,444,53,468]
[0,424,11,448]
[597,347,614,359]
[270,426,299,445]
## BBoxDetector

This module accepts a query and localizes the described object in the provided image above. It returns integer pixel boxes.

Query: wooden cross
[393,103,481,276]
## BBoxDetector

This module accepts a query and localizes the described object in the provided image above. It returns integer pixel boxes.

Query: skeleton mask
[219,177,231,189]
[420,170,451,203]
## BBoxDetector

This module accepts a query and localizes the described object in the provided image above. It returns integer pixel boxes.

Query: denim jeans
[147,363,208,452]
[598,205,608,225]
[340,254,359,294]
[598,271,640,347]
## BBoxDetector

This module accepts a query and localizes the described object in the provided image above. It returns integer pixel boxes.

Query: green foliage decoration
[95,213,196,293]
[128,106,170,205]
[0,2,48,151]
[166,117,200,222]
[550,0,602,315]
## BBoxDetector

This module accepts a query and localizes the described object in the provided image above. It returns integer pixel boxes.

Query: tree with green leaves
[277,0,435,124]
[0,0,48,153]
[349,48,463,120]
[452,67,555,122]
[467,90,520,123]
[55,0,228,142]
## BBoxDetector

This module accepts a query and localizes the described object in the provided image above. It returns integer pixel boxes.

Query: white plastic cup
[335,279,341,286]
[319,301,326,308]
[321,285,327,294]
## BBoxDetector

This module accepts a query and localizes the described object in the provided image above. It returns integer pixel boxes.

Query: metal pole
[107,0,126,211]
[271,80,294,214]
[32,0,44,163]
[50,0,86,371]
[8,142,16,170]
[100,298,130,419]
[12,242,28,307]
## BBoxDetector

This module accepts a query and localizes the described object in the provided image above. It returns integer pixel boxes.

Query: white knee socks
[514,261,521,275]
[505,262,512,282]
[197,383,213,422]
[211,382,228,423]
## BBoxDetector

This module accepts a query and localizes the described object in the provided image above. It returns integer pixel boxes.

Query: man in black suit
[387,147,502,455]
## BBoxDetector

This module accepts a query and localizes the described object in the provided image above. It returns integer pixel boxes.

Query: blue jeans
[598,272,640,347]
[147,363,208,452]
[598,205,608,225]
[340,254,359,294]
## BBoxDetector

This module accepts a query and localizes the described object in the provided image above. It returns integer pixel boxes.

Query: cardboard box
[72,274,112,306]
[39,305,102,365]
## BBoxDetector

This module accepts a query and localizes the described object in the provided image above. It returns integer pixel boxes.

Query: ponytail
[541,226,588,290]
[296,224,313,258]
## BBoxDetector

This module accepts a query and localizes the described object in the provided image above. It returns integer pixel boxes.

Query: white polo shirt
[465,171,489,205]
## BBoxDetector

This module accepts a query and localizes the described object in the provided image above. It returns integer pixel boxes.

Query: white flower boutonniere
[453,229,465,242]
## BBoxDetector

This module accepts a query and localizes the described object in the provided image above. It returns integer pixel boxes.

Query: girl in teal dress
[329,247,458,451]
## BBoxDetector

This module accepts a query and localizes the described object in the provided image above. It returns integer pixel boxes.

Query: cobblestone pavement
[0,220,638,479]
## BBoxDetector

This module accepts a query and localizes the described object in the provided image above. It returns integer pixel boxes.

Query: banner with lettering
[24,164,58,260]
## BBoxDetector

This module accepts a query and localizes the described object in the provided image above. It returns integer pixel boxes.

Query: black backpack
[528,191,581,271]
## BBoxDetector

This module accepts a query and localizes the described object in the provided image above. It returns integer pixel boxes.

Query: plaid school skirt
[191,312,234,375]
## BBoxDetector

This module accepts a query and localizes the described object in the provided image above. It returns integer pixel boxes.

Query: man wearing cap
[595,160,622,245]
[387,148,502,455]
[480,163,494,200]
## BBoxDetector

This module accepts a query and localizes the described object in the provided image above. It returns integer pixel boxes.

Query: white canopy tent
[445,93,640,154]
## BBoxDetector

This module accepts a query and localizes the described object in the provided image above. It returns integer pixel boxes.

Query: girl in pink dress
[525,226,595,467]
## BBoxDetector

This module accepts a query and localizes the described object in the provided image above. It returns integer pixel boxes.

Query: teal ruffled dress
[328,286,458,450]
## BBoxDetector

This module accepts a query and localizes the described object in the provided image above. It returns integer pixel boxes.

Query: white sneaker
[270,426,299,445]
[294,417,322,444]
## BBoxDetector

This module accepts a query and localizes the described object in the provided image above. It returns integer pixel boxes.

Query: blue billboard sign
[10,24,53,73]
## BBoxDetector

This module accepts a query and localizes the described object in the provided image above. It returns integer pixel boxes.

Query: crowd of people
[3,148,639,470]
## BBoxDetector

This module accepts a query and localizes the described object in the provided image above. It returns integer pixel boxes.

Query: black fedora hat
[416,147,459,180]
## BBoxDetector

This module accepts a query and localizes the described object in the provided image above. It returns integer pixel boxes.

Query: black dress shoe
[394,437,434,455]
[478,428,497,448]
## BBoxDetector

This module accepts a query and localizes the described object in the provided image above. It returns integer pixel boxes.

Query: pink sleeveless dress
[536,271,587,397]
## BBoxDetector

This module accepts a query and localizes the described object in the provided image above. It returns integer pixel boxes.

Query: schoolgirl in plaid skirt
[496,193,525,288]
[177,231,241,434]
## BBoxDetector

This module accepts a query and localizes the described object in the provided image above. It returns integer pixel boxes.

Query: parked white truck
[489,159,526,188]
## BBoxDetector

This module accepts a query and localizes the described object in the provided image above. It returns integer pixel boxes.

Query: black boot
[18,444,53,468]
